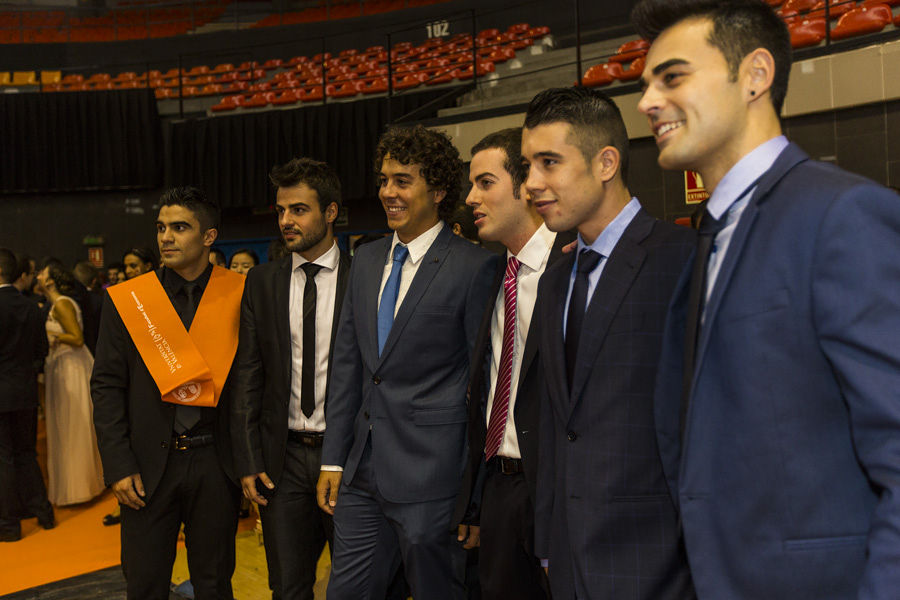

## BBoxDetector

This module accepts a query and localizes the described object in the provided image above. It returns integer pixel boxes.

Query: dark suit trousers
[479,467,549,600]
[259,440,333,600]
[328,440,466,600]
[120,444,240,600]
[0,408,52,533]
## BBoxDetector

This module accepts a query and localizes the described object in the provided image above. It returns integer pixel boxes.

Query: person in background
[449,202,481,244]
[209,248,227,267]
[122,248,158,281]
[104,263,126,288]
[36,261,105,506]
[229,248,259,275]
[72,261,103,357]
[0,248,53,542]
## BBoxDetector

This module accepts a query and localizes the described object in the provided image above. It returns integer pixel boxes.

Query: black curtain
[166,88,464,209]
[1,89,163,194]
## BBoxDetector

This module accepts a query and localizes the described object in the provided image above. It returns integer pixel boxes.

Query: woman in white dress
[36,262,105,506]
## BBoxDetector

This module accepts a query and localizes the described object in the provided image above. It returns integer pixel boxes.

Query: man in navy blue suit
[317,125,497,600]
[634,1,900,597]
[523,87,695,599]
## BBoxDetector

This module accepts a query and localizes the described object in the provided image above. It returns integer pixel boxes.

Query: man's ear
[203,227,218,247]
[432,189,446,206]
[743,47,775,103]
[592,146,621,183]
[325,202,339,225]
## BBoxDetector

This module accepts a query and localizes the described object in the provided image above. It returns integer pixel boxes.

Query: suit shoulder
[447,235,498,266]
[245,258,285,284]
[649,219,697,245]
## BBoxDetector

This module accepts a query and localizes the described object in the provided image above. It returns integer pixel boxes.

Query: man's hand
[316,470,342,515]
[457,524,480,549]
[241,472,274,506]
[113,473,146,510]
[561,240,577,254]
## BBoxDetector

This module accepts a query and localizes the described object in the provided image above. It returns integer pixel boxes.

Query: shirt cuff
[540,559,548,568]
[320,465,343,472]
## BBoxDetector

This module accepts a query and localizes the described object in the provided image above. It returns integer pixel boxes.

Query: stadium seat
[154,87,175,99]
[86,72,111,84]
[507,23,530,34]
[327,81,361,97]
[453,61,495,79]
[608,39,649,63]
[810,0,858,19]
[210,94,244,112]
[830,3,892,39]
[788,17,827,47]
[41,70,61,84]
[607,57,645,82]
[198,83,223,96]
[863,0,900,5]
[61,74,84,84]
[243,92,274,108]
[271,89,299,105]
[12,71,37,85]
[359,76,389,93]
[297,86,324,102]
[0,72,10,85]
[212,63,235,73]
[581,63,615,87]
[392,72,426,90]
[783,0,818,11]
[183,65,210,76]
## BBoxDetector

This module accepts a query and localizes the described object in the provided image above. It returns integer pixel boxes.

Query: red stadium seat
[608,56,645,81]
[297,86,324,102]
[210,94,244,112]
[453,61,495,79]
[198,83,223,96]
[507,23,530,34]
[154,87,175,99]
[830,4,892,39]
[810,0,857,19]
[242,92,274,108]
[783,0,818,11]
[392,72,426,90]
[788,17,827,47]
[271,89,299,105]
[212,63,234,74]
[359,76,389,94]
[581,63,615,87]
[422,67,454,84]
[863,0,900,5]
[327,81,361,98]
[609,39,650,63]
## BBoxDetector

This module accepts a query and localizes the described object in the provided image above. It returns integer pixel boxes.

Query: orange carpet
[0,491,121,596]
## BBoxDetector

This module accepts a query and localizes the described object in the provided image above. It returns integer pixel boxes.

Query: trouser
[0,408,52,535]
[258,439,333,600]
[120,443,240,600]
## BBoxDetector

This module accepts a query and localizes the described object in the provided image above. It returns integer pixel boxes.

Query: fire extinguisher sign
[685,171,710,205]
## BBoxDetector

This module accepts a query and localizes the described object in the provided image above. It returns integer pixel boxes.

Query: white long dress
[44,295,105,506]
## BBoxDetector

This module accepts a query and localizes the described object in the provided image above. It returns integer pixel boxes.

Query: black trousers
[0,408,52,535]
[258,440,333,600]
[479,467,550,600]
[120,443,240,600]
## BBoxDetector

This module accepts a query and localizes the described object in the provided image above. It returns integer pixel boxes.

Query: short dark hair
[159,186,220,232]
[375,125,463,221]
[229,248,260,267]
[269,157,343,212]
[449,202,479,242]
[471,128,527,199]
[524,87,631,185]
[210,248,227,266]
[0,248,20,284]
[73,260,100,289]
[122,247,158,270]
[631,0,791,115]
[16,253,32,278]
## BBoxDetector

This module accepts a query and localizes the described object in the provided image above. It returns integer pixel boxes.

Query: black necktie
[174,282,201,433]
[680,209,727,437]
[300,262,324,419]
[565,249,602,389]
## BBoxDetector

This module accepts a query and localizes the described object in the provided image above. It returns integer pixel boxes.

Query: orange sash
[108,266,245,407]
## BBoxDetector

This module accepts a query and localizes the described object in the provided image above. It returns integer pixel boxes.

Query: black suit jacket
[452,231,574,527]
[0,286,48,413]
[90,267,238,499]
[535,208,695,600]
[230,249,350,483]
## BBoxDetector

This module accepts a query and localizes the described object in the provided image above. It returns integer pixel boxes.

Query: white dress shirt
[288,241,340,432]
[378,220,444,315]
[485,224,555,459]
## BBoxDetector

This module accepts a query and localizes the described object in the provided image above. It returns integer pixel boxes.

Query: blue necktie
[377,244,409,355]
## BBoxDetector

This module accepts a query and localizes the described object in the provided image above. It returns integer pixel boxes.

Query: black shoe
[37,511,55,530]
[102,512,121,526]
[0,530,22,542]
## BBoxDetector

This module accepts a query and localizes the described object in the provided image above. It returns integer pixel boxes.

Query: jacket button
[161,441,168,448]
[567,431,577,442]
[372,376,381,385]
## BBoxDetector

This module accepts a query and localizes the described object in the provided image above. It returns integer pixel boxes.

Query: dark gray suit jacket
[535,208,695,600]
[230,249,350,483]
[0,286,47,413]
[322,226,498,503]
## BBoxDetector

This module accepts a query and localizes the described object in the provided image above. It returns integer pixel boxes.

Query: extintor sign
[685,171,710,205]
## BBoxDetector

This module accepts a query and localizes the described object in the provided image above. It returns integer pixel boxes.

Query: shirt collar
[292,241,339,272]
[576,197,641,257]
[510,223,554,272]
[390,220,444,265]
[162,263,213,297]
[706,135,789,220]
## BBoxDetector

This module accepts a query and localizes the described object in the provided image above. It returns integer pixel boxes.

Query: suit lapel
[693,143,808,384]
[568,210,653,410]
[365,239,392,364]
[274,256,293,395]
[543,254,575,425]
[324,250,351,409]
[377,227,451,366]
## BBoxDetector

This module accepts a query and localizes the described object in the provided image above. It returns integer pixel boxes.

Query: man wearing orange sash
[91,187,244,600]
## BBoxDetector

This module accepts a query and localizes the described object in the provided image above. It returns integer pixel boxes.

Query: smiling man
[91,187,245,600]
[632,1,900,597]
[318,125,497,600]
[231,158,350,600]
[522,87,695,600]
[453,127,570,599]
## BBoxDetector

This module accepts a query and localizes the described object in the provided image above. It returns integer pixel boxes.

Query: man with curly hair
[318,125,498,599]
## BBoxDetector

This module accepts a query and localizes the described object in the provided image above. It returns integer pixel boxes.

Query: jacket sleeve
[533,291,554,560]
[229,270,266,479]
[90,293,141,486]
[812,183,900,599]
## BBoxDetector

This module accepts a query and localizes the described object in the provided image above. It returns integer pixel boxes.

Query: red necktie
[485,256,521,461]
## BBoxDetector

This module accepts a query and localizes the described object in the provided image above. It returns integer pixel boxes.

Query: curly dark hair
[374,125,463,222]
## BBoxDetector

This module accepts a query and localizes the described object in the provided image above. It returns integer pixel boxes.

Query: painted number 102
[426,20,450,38]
